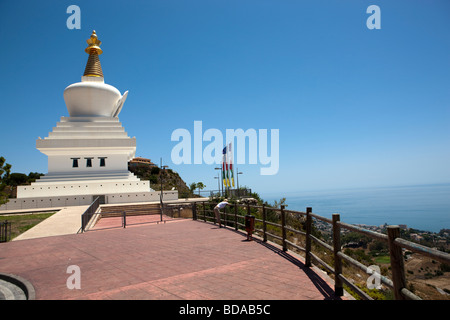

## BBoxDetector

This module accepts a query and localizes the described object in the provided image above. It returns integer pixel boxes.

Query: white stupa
[16,31,155,202]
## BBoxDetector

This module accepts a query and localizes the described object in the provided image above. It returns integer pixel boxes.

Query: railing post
[262,204,267,242]
[332,213,343,297]
[0,221,8,242]
[305,207,312,268]
[234,204,238,231]
[214,203,218,225]
[281,205,287,252]
[224,204,227,227]
[203,202,206,222]
[388,225,407,300]
[192,202,197,220]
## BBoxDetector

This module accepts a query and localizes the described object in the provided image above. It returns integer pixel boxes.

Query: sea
[260,184,450,233]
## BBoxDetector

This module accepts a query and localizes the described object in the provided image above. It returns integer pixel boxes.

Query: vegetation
[0,156,11,205]
[0,156,44,205]
[0,212,55,241]
[189,182,206,196]
[400,227,450,253]
[195,182,206,195]
[128,162,199,198]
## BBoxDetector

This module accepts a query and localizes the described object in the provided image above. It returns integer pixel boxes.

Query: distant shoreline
[259,183,450,234]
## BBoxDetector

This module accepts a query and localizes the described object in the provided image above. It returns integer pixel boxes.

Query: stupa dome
[63,31,128,118]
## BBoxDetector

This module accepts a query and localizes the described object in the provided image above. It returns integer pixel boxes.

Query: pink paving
[0,219,344,300]
[91,214,179,230]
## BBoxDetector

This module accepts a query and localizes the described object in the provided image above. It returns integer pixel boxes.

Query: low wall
[0,191,178,211]
[17,180,151,198]
[0,195,93,210]
[105,191,178,204]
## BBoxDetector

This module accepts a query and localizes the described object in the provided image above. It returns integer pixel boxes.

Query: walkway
[0,219,347,300]
[3,197,207,241]
[91,213,178,230]
[12,205,89,241]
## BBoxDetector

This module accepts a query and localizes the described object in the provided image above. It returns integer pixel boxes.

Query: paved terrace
[0,218,348,300]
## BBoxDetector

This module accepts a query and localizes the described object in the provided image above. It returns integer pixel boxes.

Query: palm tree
[196,182,205,195]
[189,182,197,195]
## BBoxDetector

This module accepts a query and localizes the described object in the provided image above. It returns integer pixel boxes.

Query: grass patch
[0,212,56,241]
[374,255,390,264]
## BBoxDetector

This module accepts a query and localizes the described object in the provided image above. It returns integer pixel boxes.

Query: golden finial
[83,30,104,78]
[85,30,103,55]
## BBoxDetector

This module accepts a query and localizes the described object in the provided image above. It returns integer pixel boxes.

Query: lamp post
[160,158,168,221]
[237,168,243,198]
[214,167,222,196]
[214,176,220,197]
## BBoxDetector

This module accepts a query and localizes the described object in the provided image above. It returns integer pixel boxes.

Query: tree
[368,240,389,253]
[0,156,12,205]
[6,173,28,186]
[189,182,206,196]
[342,232,372,248]
[151,166,160,175]
[196,182,205,195]
[0,156,11,181]
[189,182,197,194]
[272,197,286,208]
[27,172,43,183]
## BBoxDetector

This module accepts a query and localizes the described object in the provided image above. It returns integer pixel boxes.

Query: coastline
[259,183,450,234]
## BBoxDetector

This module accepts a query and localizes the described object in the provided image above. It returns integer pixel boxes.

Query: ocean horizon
[259,183,450,233]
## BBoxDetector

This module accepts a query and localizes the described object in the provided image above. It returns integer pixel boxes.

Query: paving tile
[0,219,344,300]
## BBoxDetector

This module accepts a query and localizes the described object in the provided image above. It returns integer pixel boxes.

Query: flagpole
[222,146,226,198]
[221,168,224,196]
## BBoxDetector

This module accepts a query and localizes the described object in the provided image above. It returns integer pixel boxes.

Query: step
[100,204,161,217]
[0,279,27,300]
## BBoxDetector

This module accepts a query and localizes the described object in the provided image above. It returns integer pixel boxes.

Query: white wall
[106,191,178,204]
[0,195,93,210]
[48,153,129,174]
[0,190,179,211]
[17,180,151,198]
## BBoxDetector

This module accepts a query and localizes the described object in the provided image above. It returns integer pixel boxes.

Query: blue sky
[0,0,449,196]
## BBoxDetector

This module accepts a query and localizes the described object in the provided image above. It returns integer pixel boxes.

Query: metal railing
[0,220,11,242]
[80,196,100,232]
[193,201,450,300]
[192,188,252,198]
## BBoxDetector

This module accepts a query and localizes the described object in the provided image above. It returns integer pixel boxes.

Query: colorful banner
[221,143,235,188]
[228,142,235,187]
[222,147,228,187]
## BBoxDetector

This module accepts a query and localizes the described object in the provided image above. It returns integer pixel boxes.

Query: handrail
[80,196,100,232]
[394,237,450,265]
[194,200,449,300]
[310,212,332,224]
[337,221,388,242]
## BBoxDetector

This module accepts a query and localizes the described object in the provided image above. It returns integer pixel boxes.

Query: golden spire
[83,30,104,77]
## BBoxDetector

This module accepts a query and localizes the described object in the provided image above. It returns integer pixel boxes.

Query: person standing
[214,199,228,228]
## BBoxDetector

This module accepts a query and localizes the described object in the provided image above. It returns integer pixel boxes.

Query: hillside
[128,163,193,198]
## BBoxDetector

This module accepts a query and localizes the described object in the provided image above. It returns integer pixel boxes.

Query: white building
[2,31,177,210]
